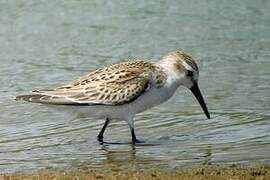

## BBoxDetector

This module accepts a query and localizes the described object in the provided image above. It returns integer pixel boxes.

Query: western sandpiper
[16,51,210,143]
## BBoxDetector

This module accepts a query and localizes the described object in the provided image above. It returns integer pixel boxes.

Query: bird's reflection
[99,143,137,163]
[202,145,213,165]
[98,142,162,167]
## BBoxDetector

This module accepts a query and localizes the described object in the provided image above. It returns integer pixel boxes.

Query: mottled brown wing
[16,61,153,105]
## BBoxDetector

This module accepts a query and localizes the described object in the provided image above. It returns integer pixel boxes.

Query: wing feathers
[16,61,157,105]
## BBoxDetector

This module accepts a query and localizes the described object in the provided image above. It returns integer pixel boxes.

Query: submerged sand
[1,166,270,180]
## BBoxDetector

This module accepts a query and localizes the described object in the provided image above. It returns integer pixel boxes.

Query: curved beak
[190,83,210,119]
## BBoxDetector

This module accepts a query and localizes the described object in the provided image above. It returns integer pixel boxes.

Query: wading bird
[16,51,210,144]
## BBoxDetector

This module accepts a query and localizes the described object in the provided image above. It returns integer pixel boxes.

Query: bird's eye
[187,70,193,77]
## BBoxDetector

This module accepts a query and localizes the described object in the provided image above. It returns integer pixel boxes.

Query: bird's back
[16,61,163,106]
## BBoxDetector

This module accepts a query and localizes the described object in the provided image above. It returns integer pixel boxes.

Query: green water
[0,0,270,173]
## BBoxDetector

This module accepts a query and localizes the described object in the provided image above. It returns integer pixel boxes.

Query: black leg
[130,127,143,144]
[131,127,137,142]
[97,118,110,142]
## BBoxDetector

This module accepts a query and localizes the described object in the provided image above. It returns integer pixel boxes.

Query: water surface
[0,0,270,173]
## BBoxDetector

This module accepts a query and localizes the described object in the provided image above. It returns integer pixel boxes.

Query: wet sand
[1,166,270,180]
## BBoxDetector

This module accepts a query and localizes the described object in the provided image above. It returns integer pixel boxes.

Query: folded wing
[16,61,153,105]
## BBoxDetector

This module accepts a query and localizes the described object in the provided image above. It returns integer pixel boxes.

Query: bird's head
[161,51,210,119]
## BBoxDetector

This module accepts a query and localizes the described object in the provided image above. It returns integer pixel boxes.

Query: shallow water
[0,0,270,173]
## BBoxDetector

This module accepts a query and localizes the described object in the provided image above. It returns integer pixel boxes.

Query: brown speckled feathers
[16,61,166,105]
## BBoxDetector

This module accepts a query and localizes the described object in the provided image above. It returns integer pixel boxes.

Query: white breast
[126,84,179,115]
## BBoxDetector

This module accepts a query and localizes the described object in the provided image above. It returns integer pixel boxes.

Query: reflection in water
[96,143,166,171]
[202,145,213,166]
[96,143,215,170]
[100,144,137,164]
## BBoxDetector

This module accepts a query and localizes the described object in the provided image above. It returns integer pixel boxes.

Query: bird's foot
[97,136,104,143]
[132,138,144,144]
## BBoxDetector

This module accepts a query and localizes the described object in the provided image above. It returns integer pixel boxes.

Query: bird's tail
[15,93,76,105]
[15,94,51,103]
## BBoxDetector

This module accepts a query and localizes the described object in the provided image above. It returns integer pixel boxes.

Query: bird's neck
[157,60,183,88]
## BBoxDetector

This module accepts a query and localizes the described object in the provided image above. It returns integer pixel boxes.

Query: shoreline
[1,165,270,180]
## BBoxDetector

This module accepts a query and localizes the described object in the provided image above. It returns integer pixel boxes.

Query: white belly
[49,85,178,121]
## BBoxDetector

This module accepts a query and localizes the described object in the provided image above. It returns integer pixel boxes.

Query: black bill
[190,83,210,119]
